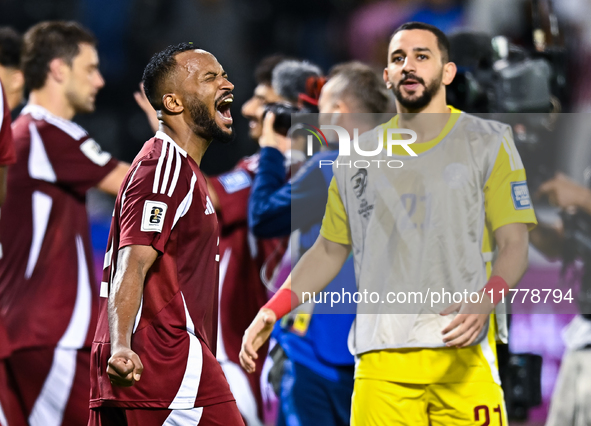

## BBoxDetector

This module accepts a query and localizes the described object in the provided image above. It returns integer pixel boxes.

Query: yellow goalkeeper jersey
[319,106,537,384]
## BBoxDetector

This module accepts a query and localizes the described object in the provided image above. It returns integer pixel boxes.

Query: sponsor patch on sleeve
[511,181,531,210]
[141,200,168,232]
[218,170,251,194]
[80,138,112,166]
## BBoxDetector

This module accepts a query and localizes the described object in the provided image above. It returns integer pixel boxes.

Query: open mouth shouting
[216,93,234,126]
[399,75,424,93]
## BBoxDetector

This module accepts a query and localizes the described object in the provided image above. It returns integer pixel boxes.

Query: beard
[65,88,95,114]
[186,95,234,144]
[392,72,442,111]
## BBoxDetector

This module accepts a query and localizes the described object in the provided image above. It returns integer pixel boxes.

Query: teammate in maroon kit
[0,80,26,426]
[0,21,129,426]
[89,43,244,425]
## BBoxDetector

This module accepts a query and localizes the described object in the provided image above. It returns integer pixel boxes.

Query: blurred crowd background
[3,0,591,424]
[2,0,591,173]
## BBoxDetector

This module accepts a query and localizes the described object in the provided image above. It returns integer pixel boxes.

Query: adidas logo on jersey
[205,196,215,215]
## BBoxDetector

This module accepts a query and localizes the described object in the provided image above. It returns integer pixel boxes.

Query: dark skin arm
[107,244,158,387]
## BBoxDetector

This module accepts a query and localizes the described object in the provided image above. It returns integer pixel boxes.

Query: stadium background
[3,0,591,424]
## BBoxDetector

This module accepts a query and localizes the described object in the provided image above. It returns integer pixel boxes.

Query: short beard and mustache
[65,88,96,114]
[186,91,234,144]
[392,72,442,111]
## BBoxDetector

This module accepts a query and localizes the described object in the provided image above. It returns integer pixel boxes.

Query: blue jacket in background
[249,147,356,380]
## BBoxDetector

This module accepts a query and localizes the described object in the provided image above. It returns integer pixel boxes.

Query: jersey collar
[155,130,187,157]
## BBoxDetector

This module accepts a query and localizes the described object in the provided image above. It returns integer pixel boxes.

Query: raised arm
[97,162,130,196]
[239,235,350,373]
[107,244,158,387]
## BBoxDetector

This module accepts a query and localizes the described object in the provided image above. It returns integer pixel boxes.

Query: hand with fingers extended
[440,292,495,348]
[107,347,144,387]
[239,308,277,374]
[537,172,591,213]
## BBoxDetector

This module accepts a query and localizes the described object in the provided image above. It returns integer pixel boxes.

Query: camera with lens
[262,102,301,137]
[447,32,557,114]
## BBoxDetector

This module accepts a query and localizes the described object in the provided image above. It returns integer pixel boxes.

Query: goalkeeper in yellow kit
[240,22,537,426]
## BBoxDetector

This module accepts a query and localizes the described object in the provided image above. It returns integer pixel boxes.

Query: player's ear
[48,57,69,84]
[162,93,183,115]
[11,70,25,93]
[442,61,457,86]
[383,68,393,90]
[334,99,350,114]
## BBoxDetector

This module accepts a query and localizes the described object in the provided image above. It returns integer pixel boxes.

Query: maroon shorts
[6,346,91,426]
[0,358,26,426]
[88,400,245,426]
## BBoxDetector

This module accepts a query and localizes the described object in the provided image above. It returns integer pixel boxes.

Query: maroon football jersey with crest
[90,131,234,409]
[0,104,117,354]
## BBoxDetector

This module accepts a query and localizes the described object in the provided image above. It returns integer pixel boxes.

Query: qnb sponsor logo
[301,124,417,169]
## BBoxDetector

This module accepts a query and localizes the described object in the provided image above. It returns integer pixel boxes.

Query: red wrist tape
[482,276,510,305]
[262,288,300,320]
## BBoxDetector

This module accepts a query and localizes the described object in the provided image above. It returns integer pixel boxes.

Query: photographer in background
[266,59,325,163]
[533,172,591,426]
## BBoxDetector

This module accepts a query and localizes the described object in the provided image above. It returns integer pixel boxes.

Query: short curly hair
[390,22,450,63]
[22,21,96,91]
[142,42,198,111]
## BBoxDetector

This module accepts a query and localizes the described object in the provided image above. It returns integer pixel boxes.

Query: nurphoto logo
[299,124,418,169]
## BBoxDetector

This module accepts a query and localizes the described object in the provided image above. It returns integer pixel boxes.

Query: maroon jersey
[0,104,117,354]
[90,131,234,409]
[208,154,288,415]
[0,82,15,166]
[0,82,16,360]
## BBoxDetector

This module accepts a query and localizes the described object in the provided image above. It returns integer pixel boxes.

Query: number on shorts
[474,405,490,426]
[493,404,503,425]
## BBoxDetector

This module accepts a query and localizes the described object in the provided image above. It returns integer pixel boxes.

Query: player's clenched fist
[240,308,277,373]
[107,348,144,387]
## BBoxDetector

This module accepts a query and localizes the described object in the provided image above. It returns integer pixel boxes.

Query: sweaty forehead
[389,29,439,53]
[175,50,222,78]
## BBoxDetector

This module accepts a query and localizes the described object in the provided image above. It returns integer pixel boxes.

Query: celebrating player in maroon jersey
[89,43,244,425]
[133,55,291,425]
[0,21,129,426]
